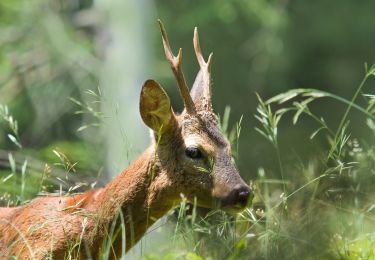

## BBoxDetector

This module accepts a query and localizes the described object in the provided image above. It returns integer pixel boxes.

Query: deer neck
[95,144,179,249]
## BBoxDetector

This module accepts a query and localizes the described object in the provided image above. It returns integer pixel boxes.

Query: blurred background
[1,0,375,258]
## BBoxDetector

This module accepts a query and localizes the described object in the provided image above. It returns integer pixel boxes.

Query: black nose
[218,184,252,209]
[233,184,251,207]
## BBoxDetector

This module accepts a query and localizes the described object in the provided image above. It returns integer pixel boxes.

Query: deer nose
[233,184,251,207]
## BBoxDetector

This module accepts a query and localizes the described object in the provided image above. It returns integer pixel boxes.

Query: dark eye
[185,147,203,159]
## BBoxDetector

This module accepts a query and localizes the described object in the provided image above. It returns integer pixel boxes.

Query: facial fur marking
[201,123,227,147]
[183,116,227,148]
[184,136,215,157]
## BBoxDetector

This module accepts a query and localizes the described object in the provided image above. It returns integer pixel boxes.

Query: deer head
[139,20,252,213]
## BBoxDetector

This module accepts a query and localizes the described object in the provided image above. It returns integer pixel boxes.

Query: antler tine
[193,27,213,110]
[193,27,213,70]
[157,19,196,114]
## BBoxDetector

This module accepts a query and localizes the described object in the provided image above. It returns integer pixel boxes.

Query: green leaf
[310,126,327,139]
[255,127,272,142]
[8,153,16,173]
[266,89,306,104]
[2,173,13,183]
[292,105,305,125]
[69,97,82,106]
[7,134,21,148]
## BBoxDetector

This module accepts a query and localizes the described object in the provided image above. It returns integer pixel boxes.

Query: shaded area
[0,0,375,259]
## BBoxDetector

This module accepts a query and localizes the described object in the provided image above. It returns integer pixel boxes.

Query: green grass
[1,64,375,259]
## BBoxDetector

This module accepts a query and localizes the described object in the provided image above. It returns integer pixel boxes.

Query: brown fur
[0,147,176,258]
[0,22,252,259]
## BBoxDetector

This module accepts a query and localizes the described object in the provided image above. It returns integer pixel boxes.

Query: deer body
[0,20,252,259]
[0,149,162,259]
[0,147,179,258]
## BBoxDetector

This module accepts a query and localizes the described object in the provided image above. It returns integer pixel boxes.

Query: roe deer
[0,20,252,259]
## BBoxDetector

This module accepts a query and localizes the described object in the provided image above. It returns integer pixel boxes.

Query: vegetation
[1,0,375,259]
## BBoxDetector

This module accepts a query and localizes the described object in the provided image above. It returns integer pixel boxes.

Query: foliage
[1,0,375,259]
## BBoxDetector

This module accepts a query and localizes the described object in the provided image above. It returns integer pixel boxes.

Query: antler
[193,27,213,111]
[157,19,196,114]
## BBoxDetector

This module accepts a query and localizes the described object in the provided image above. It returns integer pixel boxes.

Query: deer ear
[140,79,175,133]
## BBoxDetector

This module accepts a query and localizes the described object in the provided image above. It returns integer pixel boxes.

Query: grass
[1,64,375,259]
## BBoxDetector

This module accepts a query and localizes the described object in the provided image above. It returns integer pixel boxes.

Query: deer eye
[185,147,203,159]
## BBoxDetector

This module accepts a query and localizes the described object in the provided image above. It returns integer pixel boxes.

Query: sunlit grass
[1,64,375,259]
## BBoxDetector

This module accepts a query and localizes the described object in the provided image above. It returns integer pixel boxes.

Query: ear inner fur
[140,79,175,133]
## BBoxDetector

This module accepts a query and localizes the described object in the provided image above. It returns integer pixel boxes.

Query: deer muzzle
[218,183,252,212]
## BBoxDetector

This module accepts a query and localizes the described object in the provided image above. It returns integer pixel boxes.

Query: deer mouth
[218,197,253,214]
